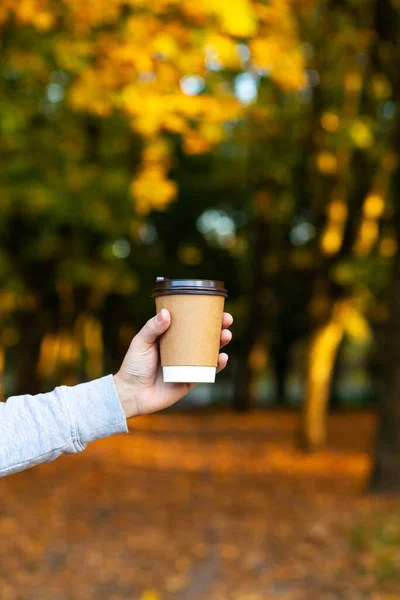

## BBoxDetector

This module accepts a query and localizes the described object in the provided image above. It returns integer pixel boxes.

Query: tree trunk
[272,343,290,406]
[300,307,344,451]
[232,184,274,412]
[14,311,46,396]
[232,356,253,412]
[369,0,400,492]
[370,240,400,492]
[232,305,264,412]
[329,343,343,410]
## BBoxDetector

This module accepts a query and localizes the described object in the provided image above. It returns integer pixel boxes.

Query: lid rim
[152,278,228,298]
[153,290,228,298]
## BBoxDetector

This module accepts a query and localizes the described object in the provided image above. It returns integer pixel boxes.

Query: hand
[114,309,233,419]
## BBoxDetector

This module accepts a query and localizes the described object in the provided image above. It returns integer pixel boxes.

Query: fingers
[135,309,231,361]
[216,352,229,373]
[220,329,232,349]
[136,309,171,348]
[222,312,233,329]
[221,313,233,349]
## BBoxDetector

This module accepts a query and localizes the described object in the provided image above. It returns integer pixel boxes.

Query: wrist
[113,373,139,420]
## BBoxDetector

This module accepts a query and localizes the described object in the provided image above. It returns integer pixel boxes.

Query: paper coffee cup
[152,278,228,383]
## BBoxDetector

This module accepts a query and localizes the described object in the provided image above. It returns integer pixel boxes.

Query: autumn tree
[368,0,400,492]
[290,0,400,452]
[212,1,381,416]
[279,0,395,448]
[207,0,398,438]
[0,0,306,394]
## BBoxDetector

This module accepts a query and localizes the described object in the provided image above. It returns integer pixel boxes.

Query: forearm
[0,375,128,478]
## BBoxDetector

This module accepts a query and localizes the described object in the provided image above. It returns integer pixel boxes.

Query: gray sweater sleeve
[0,374,128,478]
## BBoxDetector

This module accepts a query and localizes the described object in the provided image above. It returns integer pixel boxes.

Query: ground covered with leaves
[1,411,399,600]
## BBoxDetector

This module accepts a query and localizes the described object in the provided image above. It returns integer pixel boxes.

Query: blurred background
[1,0,400,598]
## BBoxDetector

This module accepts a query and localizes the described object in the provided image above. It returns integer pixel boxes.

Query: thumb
[136,309,171,349]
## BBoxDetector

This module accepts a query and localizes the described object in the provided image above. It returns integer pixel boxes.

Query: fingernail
[156,311,163,323]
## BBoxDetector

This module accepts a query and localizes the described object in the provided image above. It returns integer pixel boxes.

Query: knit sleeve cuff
[60,375,128,450]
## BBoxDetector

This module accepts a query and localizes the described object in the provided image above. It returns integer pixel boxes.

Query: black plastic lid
[152,277,228,298]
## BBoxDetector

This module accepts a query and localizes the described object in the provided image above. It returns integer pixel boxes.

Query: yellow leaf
[340,306,371,343]
[152,33,179,59]
[130,167,177,213]
[215,0,257,37]
[135,113,164,136]
[359,219,379,243]
[320,225,343,256]
[200,122,224,144]
[321,112,340,133]
[250,39,306,90]
[363,193,385,219]
[140,591,160,600]
[354,218,379,256]
[33,11,54,31]
[316,152,338,175]
[205,33,241,69]
[157,63,180,88]
[327,200,348,223]
[349,120,374,149]
[163,114,186,133]
[183,131,211,154]
[142,139,172,164]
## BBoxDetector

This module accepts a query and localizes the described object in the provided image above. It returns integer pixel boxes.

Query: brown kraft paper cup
[152,278,227,383]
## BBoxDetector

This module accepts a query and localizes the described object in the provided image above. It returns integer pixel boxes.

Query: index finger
[222,312,233,328]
